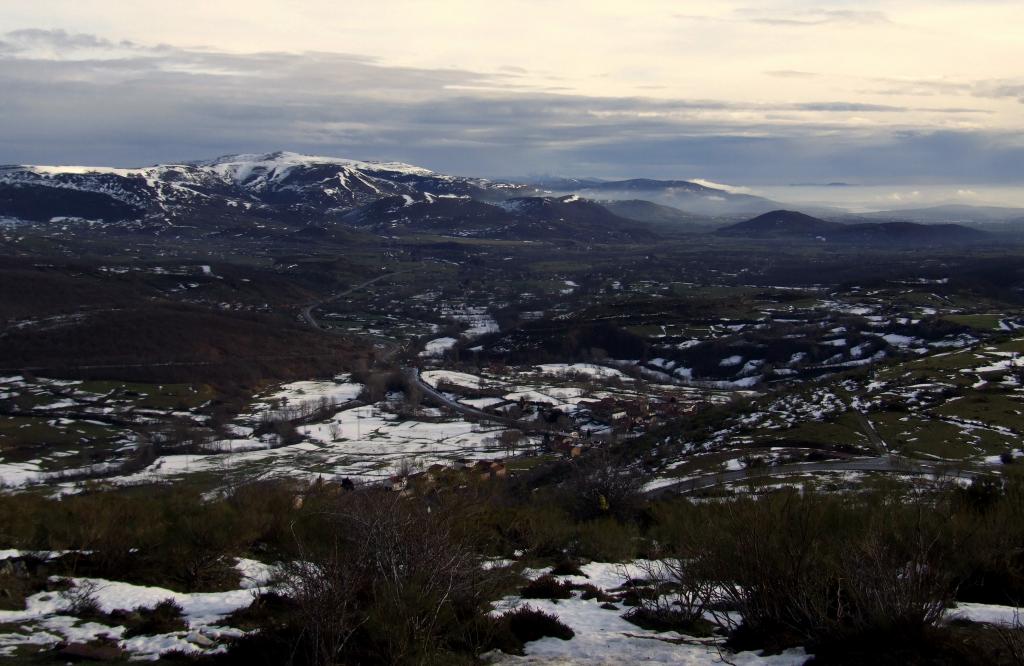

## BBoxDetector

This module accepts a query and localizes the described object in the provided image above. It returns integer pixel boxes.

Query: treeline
[0,303,368,388]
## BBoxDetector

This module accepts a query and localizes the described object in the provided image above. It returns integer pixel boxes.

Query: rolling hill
[716,210,989,245]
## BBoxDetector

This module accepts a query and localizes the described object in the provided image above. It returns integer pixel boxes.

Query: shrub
[573,583,615,603]
[501,605,575,643]
[574,518,639,562]
[620,558,715,635]
[59,579,104,620]
[119,598,188,638]
[278,489,498,665]
[520,575,573,600]
[562,450,643,522]
[549,557,584,577]
[652,490,963,653]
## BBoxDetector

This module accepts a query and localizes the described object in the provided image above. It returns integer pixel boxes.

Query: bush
[620,559,714,635]
[119,598,188,638]
[549,557,584,577]
[520,575,573,600]
[651,490,963,653]
[562,450,643,522]
[573,583,615,603]
[278,490,499,665]
[574,518,639,562]
[501,605,575,643]
[59,579,104,621]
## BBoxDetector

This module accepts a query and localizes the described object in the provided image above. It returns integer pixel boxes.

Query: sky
[1,0,1023,204]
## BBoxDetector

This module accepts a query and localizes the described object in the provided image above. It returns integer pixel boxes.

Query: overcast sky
[2,0,1022,193]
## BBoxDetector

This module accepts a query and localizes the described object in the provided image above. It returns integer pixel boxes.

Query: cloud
[869,76,1024,103]
[679,8,892,27]
[764,70,819,79]
[1,29,1021,185]
[795,102,902,112]
[738,9,892,26]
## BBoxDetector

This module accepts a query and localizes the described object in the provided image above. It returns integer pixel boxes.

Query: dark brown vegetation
[1,467,1024,664]
[0,303,367,386]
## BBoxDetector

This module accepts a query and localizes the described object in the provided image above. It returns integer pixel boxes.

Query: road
[853,409,888,454]
[406,368,573,436]
[299,270,412,333]
[300,269,415,363]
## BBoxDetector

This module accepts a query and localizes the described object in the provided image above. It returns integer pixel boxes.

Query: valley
[1,153,1023,664]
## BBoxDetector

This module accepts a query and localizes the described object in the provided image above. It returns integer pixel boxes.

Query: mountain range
[0,152,1007,244]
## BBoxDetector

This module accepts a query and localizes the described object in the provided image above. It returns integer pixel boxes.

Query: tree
[500,430,524,457]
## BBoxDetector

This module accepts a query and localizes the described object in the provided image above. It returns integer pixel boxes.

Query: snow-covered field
[0,557,274,659]
[489,561,808,666]
[117,400,513,487]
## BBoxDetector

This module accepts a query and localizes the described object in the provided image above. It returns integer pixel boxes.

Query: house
[473,460,507,480]
[549,435,584,458]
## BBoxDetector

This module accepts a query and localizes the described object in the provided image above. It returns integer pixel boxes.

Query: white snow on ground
[490,562,807,666]
[946,603,1021,626]
[113,402,512,487]
[0,558,274,659]
[878,333,918,347]
[641,477,682,493]
[461,397,507,409]
[503,391,562,407]
[720,355,743,367]
[422,370,501,390]
[421,337,458,357]
[963,356,1024,374]
[439,305,500,338]
[0,461,45,487]
[258,377,362,407]
[533,364,629,380]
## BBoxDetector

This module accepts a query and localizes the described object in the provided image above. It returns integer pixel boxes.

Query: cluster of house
[373,391,704,494]
[574,394,699,431]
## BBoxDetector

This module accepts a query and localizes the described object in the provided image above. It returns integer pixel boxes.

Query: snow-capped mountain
[0,151,531,227]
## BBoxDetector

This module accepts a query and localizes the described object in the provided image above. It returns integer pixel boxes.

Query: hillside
[342,193,656,241]
[717,209,988,244]
[538,177,782,216]
[599,198,712,229]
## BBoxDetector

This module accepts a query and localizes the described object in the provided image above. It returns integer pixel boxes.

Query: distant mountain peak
[196,151,438,178]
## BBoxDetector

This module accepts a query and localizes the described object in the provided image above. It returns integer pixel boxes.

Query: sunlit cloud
[1,0,1022,188]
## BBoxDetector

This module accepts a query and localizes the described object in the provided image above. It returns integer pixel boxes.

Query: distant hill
[717,210,989,245]
[599,199,712,229]
[343,193,657,242]
[715,210,838,238]
[534,177,782,217]
[857,204,1024,225]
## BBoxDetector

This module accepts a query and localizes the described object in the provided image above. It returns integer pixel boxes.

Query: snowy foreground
[489,562,808,666]
[0,557,274,659]
[3,551,1017,663]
